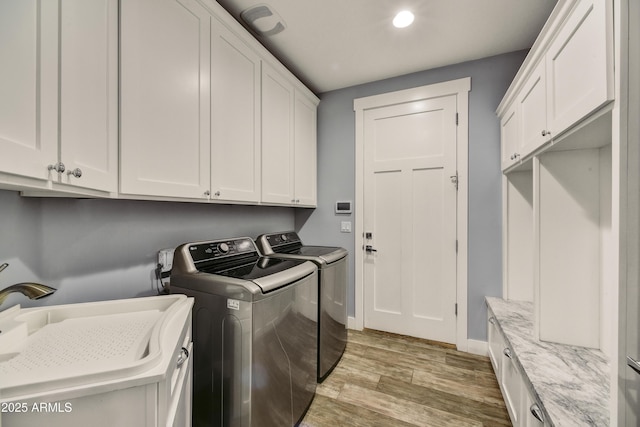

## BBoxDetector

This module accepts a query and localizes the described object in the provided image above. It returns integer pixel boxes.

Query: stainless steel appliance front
[256,231,348,381]
[170,237,318,427]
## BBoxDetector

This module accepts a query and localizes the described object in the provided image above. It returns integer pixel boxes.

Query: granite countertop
[485,297,610,426]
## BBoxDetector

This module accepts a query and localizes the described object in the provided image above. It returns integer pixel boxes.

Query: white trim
[353,77,471,351]
[466,339,489,357]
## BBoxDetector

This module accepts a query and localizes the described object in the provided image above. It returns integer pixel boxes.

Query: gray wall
[295,50,528,342]
[0,189,294,309]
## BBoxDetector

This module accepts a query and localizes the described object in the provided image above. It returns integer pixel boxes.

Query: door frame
[353,77,471,351]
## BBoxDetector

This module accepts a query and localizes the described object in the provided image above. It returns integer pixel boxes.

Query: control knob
[281,234,288,242]
[217,242,230,254]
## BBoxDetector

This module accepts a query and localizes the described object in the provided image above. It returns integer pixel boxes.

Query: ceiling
[215,0,558,94]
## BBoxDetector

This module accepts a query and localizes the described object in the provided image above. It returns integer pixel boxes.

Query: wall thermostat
[335,201,352,214]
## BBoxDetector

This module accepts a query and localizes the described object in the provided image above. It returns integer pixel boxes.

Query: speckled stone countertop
[485,297,610,426]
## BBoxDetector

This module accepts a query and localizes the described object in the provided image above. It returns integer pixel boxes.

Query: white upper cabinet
[498,0,613,172]
[0,0,117,193]
[517,60,550,157]
[261,64,295,205]
[210,17,261,203]
[546,0,612,136]
[293,91,318,206]
[58,0,118,193]
[261,64,318,207]
[120,0,211,199]
[0,0,57,183]
[500,103,520,170]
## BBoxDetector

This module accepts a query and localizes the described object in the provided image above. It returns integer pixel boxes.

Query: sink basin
[0,294,192,399]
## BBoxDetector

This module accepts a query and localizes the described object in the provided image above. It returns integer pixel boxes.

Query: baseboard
[466,339,488,356]
[347,318,488,357]
[347,316,361,331]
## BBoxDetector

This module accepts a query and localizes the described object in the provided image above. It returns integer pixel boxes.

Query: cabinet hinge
[455,303,458,316]
[456,113,459,126]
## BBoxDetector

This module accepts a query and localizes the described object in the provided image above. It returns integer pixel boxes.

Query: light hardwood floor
[300,329,511,427]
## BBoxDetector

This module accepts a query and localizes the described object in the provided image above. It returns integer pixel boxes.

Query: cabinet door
[500,103,519,171]
[523,393,546,426]
[518,60,550,157]
[293,91,317,207]
[262,64,294,204]
[59,0,118,192]
[502,347,524,426]
[121,0,210,199]
[210,18,261,203]
[0,0,57,181]
[487,314,504,377]
[546,0,612,136]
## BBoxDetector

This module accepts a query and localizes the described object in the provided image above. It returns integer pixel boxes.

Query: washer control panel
[264,231,300,249]
[189,238,256,263]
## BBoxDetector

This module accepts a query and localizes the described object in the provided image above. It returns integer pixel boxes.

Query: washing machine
[256,231,347,381]
[170,237,317,427]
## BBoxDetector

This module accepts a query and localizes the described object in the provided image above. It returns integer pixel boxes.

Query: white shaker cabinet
[0,0,117,193]
[0,1,57,185]
[517,60,550,158]
[500,103,520,170]
[261,64,318,206]
[293,91,318,206]
[57,0,118,193]
[498,0,612,173]
[120,0,211,199]
[210,17,261,203]
[545,0,613,137]
[261,64,295,205]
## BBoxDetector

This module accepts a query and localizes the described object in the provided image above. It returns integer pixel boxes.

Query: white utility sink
[0,294,191,400]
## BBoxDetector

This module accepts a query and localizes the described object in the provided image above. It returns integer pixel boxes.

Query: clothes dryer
[256,231,347,381]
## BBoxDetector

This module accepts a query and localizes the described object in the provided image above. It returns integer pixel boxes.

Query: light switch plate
[341,221,352,233]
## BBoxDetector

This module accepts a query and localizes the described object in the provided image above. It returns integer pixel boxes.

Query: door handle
[627,356,640,375]
[365,245,377,253]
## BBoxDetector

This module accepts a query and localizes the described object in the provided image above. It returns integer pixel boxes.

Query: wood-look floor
[300,329,511,427]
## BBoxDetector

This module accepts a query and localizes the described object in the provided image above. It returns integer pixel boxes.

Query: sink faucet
[0,263,57,305]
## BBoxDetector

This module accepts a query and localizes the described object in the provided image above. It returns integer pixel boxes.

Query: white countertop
[486,297,610,426]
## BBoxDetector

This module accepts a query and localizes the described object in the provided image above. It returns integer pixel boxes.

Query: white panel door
[210,18,261,203]
[0,0,57,181]
[120,0,210,199]
[261,64,294,204]
[59,0,118,192]
[363,95,458,343]
[293,91,317,206]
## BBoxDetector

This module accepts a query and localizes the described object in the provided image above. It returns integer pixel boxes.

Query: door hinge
[456,113,459,126]
[455,303,458,316]
[450,172,458,190]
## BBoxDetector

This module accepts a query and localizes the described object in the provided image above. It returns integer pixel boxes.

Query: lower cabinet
[488,312,547,427]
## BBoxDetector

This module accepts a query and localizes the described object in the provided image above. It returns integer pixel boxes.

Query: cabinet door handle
[627,356,640,375]
[67,168,82,178]
[503,348,512,359]
[48,162,66,174]
[489,317,496,324]
[541,130,551,137]
[177,346,189,368]
[530,403,544,422]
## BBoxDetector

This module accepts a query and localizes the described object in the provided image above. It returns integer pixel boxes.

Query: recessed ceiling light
[393,10,414,28]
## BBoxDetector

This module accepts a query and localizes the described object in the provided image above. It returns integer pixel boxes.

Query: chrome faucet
[0,263,57,305]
